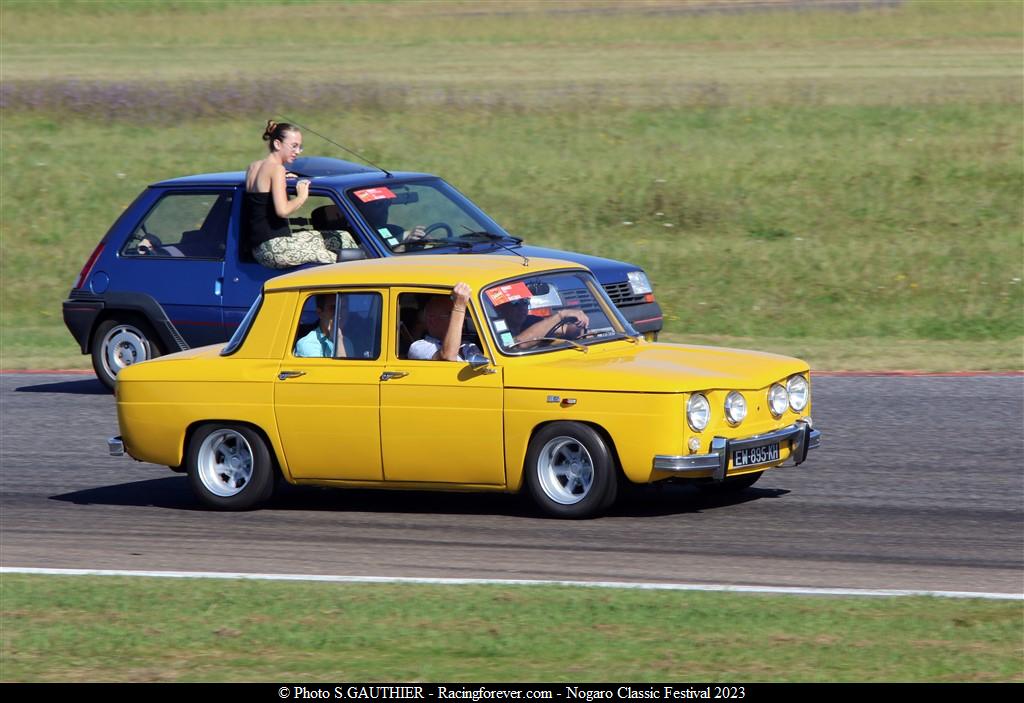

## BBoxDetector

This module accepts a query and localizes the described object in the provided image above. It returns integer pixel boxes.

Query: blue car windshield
[345,178,515,254]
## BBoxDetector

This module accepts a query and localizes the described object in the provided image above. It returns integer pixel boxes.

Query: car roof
[151,156,431,189]
[263,255,588,292]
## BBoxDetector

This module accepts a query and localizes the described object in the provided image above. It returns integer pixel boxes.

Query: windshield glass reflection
[481,271,629,354]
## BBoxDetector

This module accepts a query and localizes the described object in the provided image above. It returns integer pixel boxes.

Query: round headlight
[687,393,710,432]
[787,375,809,412]
[768,383,789,417]
[724,391,747,425]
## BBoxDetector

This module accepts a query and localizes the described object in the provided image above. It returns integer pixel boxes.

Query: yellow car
[111,255,821,518]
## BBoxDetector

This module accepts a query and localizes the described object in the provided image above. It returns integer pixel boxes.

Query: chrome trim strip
[711,436,728,481]
[108,436,124,457]
[652,454,721,474]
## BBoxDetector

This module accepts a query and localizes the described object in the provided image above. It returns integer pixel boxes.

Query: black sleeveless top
[244,191,291,247]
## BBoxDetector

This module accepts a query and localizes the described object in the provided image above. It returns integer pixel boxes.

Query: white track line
[2,567,1020,600]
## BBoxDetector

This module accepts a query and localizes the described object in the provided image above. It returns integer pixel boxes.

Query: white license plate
[732,442,780,468]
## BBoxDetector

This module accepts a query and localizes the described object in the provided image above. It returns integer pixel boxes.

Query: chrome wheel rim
[196,430,254,498]
[101,324,151,379]
[537,436,594,505]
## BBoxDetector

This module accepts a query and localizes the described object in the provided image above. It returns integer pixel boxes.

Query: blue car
[63,156,663,389]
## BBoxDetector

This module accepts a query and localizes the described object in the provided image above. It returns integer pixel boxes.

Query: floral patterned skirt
[253,230,348,269]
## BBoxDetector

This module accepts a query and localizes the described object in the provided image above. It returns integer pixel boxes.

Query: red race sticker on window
[485,281,532,307]
[353,187,397,202]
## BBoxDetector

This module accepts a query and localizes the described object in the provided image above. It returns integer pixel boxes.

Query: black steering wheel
[424,222,453,239]
[550,315,587,340]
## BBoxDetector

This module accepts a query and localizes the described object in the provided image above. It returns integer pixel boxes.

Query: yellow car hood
[502,342,809,393]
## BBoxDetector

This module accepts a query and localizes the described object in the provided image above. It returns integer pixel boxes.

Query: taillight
[74,242,105,290]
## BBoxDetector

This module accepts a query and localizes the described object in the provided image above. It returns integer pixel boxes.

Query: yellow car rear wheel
[187,423,275,510]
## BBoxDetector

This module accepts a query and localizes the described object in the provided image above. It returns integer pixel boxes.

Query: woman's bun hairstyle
[263,120,296,148]
[262,120,278,142]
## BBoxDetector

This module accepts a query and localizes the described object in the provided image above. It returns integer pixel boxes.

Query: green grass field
[2,574,1021,682]
[1,0,1021,370]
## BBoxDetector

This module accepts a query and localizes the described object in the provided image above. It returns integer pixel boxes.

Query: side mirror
[466,351,492,370]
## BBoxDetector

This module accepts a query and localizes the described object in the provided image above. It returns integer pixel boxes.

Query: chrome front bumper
[108,436,124,457]
[653,420,820,481]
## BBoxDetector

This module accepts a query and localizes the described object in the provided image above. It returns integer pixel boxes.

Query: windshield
[481,270,630,355]
[345,178,515,254]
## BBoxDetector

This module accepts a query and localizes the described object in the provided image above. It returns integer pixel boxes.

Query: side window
[288,195,367,261]
[397,291,479,360]
[396,293,429,359]
[121,192,230,259]
[292,292,382,360]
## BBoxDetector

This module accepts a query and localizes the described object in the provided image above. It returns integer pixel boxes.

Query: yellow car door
[379,287,505,486]
[274,290,386,481]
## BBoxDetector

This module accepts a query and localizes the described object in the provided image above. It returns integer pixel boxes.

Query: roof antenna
[279,115,393,178]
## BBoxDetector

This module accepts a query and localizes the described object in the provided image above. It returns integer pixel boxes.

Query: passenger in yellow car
[294,294,354,358]
[408,282,481,361]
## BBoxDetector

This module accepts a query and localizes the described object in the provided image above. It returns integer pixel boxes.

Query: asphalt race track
[1,372,1021,595]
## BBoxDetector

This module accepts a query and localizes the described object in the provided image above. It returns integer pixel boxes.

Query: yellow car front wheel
[525,422,617,519]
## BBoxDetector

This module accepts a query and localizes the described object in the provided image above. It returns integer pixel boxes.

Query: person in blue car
[246,120,342,268]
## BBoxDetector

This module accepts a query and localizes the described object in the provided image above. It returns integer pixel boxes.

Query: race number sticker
[485,282,532,307]
[353,187,397,202]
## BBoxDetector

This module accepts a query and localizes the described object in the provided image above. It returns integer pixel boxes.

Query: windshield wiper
[506,336,588,353]
[458,230,523,245]
[574,329,627,343]
[459,228,528,266]
[400,238,473,252]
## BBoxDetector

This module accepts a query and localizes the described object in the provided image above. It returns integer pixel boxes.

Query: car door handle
[380,371,408,381]
[278,370,306,380]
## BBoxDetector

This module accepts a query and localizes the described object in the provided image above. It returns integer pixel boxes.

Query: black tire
[90,316,161,391]
[525,422,617,518]
[705,471,763,494]
[186,423,275,510]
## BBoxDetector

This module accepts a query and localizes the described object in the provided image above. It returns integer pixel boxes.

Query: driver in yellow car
[496,298,590,346]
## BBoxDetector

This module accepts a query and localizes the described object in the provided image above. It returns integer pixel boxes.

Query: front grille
[603,281,645,307]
